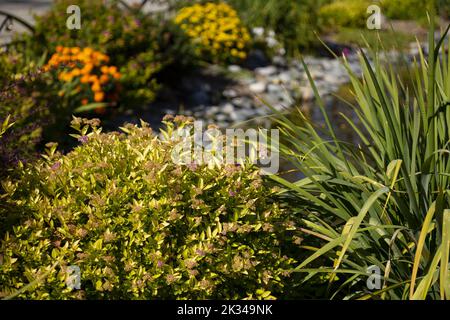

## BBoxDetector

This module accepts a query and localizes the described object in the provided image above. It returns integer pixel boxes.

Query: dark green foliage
[224,0,325,56]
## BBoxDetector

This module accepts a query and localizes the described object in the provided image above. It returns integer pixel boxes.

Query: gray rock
[230,111,245,122]
[291,60,305,71]
[235,108,255,119]
[216,113,228,122]
[206,106,220,116]
[223,89,238,98]
[254,103,269,113]
[243,49,270,69]
[249,81,266,93]
[303,57,323,67]
[217,121,229,128]
[278,72,291,83]
[191,90,210,106]
[232,97,253,109]
[272,55,287,67]
[309,69,324,80]
[300,86,315,101]
[267,84,282,94]
[252,27,265,37]
[289,68,303,80]
[272,104,286,111]
[201,83,212,92]
[278,91,293,105]
[255,66,277,77]
[228,65,242,73]
[221,103,235,114]
[323,73,338,84]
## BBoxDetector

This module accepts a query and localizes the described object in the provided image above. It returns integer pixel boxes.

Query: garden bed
[0,0,449,301]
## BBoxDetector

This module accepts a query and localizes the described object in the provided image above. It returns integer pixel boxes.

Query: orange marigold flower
[81,63,94,74]
[80,75,91,84]
[83,47,93,56]
[71,68,81,77]
[101,66,109,74]
[58,72,73,82]
[91,82,101,92]
[108,66,118,74]
[81,98,89,105]
[94,92,105,102]
[71,47,81,54]
[99,74,110,84]
[62,47,71,55]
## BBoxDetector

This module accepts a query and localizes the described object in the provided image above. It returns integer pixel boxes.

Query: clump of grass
[271,17,450,299]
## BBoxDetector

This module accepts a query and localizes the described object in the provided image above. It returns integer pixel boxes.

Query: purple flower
[187,163,198,171]
[342,48,351,57]
[195,249,205,256]
[78,135,89,144]
[157,260,164,268]
[229,190,236,197]
[51,161,61,170]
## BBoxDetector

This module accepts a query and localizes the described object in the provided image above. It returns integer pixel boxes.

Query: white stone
[255,66,277,77]
[267,84,282,93]
[279,72,291,83]
[223,89,238,98]
[300,87,315,101]
[216,114,227,122]
[249,82,266,93]
[221,103,235,114]
[228,65,242,73]
[252,27,265,37]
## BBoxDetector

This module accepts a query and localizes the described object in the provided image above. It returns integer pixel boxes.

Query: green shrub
[0,78,43,173]
[0,117,296,299]
[319,0,370,28]
[118,51,161,107]
[0,51,57,175]
[0,116,14,138]
[381,0,430,20]
[438,0,450,18]
[271,26,450,299]
[0,48,89,159]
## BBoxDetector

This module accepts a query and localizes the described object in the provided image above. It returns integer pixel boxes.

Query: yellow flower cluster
[175,2,251,63]
[44,46,121,104]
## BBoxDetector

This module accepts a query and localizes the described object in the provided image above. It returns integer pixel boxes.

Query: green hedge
[381,0,431,20]
[319,0,371,29]
[226,0,325,56]
[0,117,296,299]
